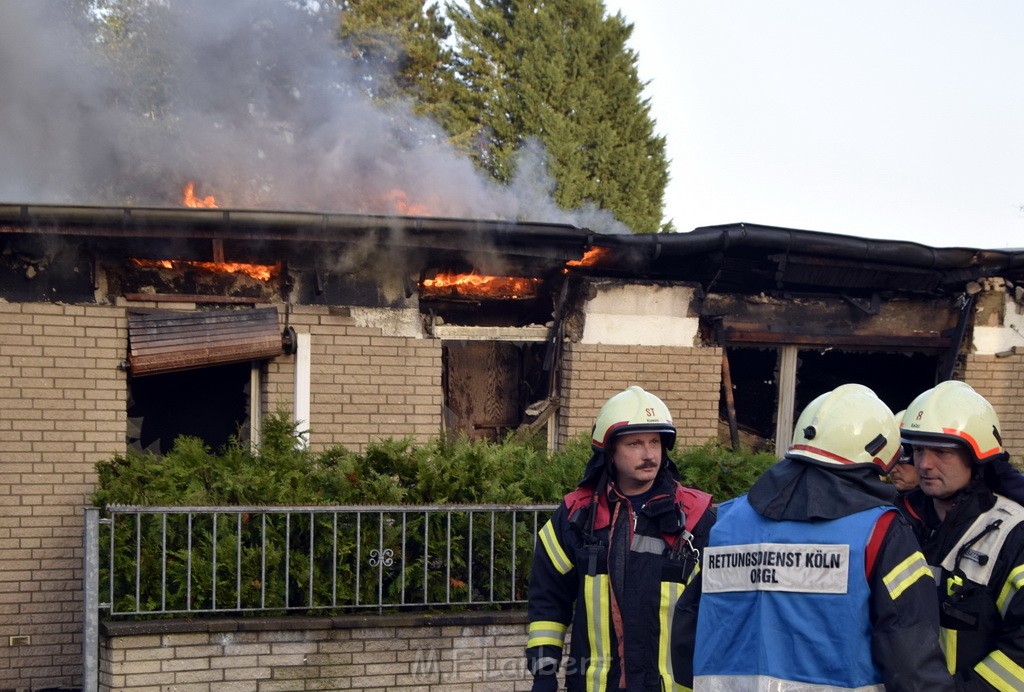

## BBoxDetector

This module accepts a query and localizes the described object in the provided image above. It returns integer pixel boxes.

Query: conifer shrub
[91,412,774,616]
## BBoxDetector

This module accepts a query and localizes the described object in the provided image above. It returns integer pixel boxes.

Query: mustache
[638,461,659,469]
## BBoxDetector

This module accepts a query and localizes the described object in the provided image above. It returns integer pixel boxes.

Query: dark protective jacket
[900,466,1024,691]
[526,450,715,691]
[671,458,954,691]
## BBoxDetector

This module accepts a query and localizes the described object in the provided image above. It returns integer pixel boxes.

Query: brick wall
[266,306,443,453]
[0,301,446,690]
[558,343,722,449]
[99,613,532,691]
[0,302,127,690]
[964,352,1024,458]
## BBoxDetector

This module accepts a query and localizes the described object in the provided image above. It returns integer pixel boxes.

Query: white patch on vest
[939,494,1024,587]
[702,543,850,593]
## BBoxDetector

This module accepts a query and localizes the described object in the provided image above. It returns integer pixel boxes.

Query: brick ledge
[100,609,528,637]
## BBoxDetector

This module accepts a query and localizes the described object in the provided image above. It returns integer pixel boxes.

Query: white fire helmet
[591,386,677,452]
[788,383,902,472]
[900,380,1005,464]
[894,409,911,464]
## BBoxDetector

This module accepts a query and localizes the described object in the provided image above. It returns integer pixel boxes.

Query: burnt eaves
[579,222,1024,295]
[0,203,592,278]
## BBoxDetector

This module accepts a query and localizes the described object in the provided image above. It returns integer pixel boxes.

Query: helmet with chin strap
[787,383,902,472]
[900,380,1006,464]
[591,386,676,452]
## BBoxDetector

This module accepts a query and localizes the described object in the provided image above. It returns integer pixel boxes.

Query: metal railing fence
[84,504,555,619]
[82,503,555,691]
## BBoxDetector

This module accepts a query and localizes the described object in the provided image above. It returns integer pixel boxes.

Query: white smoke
[0,0,630,233]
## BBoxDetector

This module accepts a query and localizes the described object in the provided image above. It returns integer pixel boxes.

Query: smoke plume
[0,0,628,233]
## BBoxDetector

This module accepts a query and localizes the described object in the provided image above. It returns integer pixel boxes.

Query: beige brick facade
[963,352,1024,457]
[558,343,722,449]
[99,614,532,692]
[10,294,1023,691]
[0,301,445,690]
[265,306,443,452]
[0,302,127,689]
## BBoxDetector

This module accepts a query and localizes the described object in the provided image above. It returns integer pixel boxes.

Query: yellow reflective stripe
[881,550,932,600]
[584,574,610,692]
[940,627,957,675]
[538,520,573,575]
[658,580,687,691]
[975,650,1024,692]
[687,562,701,585]
[527,620,568,648]
[996,564,1024,617]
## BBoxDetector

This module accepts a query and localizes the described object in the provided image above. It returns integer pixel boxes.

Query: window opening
[127,361,253,455]
[441,341,548,442]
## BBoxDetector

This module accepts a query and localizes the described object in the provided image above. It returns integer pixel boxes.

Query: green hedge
[91,413,776,616]
[92,412,775,507]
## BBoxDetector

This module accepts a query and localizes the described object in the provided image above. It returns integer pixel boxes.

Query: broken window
[722,346,940,451]
[127,361,256,455]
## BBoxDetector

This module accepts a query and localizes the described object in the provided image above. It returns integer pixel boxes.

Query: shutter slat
[128,307,282,376]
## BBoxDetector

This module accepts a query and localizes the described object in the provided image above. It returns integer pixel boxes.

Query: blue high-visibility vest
[694,496,886,691]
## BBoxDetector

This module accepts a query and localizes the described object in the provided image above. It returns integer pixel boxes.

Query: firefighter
[889,410,921,495]
[672,383,953,690]
[525,386,715,691]
[899,380,1024,690]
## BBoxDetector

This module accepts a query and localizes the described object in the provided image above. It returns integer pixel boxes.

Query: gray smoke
[0,0,629,233]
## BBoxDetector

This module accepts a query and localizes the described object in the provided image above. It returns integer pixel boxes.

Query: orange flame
[565,246,610,268]
[421,271,540,299]
[384,188,432,216]
[131,258,276,282]
[182,181,218,208]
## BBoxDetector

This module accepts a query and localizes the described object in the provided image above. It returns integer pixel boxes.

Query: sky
[601,1,1024,249]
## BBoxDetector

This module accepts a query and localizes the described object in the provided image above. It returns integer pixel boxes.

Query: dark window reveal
[127,362,252,455]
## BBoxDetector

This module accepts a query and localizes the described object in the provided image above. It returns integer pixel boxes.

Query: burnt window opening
[720,347,778,449]
[793,349,939,419]
[721,347,940,450]
[127,362,254,455]
[441,341,550,442]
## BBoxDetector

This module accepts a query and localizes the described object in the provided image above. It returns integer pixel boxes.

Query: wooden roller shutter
[128,307,282,376]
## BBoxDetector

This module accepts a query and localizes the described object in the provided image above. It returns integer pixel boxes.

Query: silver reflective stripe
[529,656,560,675]
[632,533,668,555]
[695,674,884,691]
[659,580,682,689]
[584,574,610,692]
[976,650,1024,690]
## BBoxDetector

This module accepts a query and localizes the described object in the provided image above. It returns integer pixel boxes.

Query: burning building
[4,201,1024,688]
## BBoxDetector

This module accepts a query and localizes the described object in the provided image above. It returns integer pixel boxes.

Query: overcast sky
[601,1,1024,249]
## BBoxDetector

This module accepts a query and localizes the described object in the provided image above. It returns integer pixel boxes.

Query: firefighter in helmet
[672,383,953,690]
[525,386,715,691]
[888,410,921,495]
[899,380,1024,689]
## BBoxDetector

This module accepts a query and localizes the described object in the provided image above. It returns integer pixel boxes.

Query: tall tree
[446,0,669,233]
[336,0,455,121]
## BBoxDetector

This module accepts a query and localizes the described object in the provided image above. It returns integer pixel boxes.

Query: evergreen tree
[446,0,669,233]
[336,0,455,122]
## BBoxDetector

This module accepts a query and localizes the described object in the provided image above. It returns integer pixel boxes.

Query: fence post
[83,507,99,692]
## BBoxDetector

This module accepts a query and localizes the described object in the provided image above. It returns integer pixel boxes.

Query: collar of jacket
[748,457,897,522]
[565,472,712,535]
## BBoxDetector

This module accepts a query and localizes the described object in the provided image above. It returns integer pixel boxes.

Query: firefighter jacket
[900,472,1024,691]
[672,458,954,692]
[526,452,715,692]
